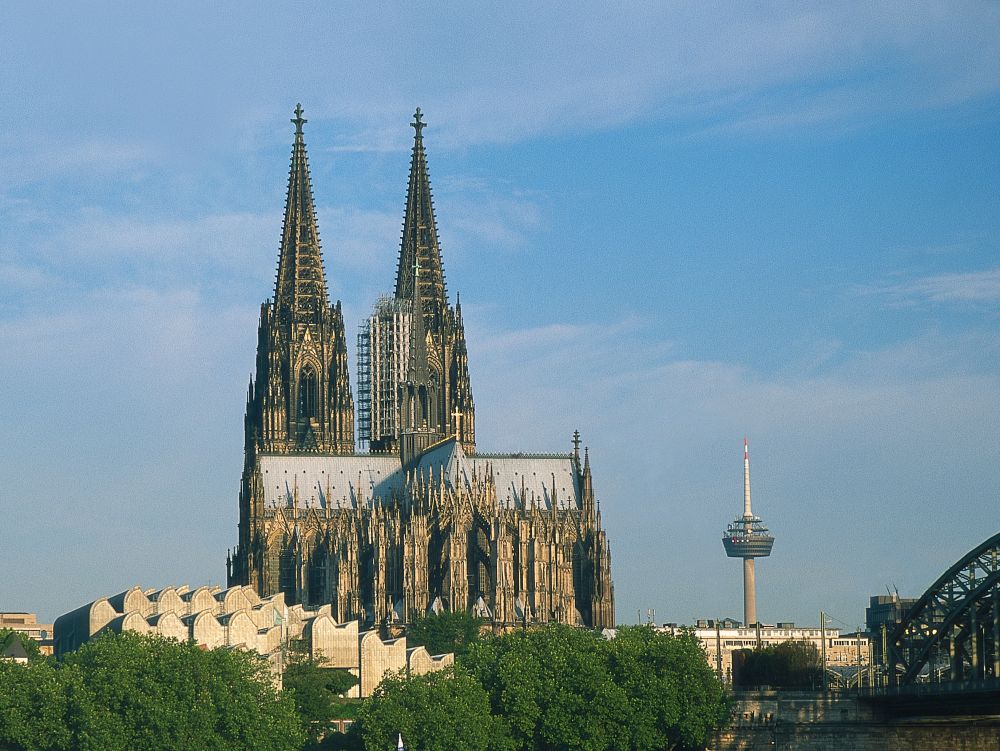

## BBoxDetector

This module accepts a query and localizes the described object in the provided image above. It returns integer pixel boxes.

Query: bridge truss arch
[888,531,1000,688]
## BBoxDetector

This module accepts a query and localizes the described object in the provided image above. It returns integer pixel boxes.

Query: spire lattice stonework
[366,108,476,456]
[395,108,448,330]
[274,104,329,323]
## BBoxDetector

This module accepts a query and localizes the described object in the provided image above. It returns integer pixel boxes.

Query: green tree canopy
[357,668,500,751]
[734,639,823,689]
[0,631,305,751]
[607,626,729,751]
[462,626,631,751]
[405,610,482,658]
[283,638,359,745]
[0,659,72,751]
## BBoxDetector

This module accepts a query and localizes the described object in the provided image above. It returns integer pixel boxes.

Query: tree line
[0,616,730,751]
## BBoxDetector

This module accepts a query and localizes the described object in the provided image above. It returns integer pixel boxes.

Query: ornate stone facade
[228,107,614,630]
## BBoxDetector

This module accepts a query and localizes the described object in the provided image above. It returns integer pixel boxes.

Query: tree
[0,659,72,751]
[735,640,822,689]
[462,625,631,751]
[357,668,500,751]
[61,631,304,751]
[283,638,359,746]
[348,624,729,751]
[607,626,729,751]
[405,610,482,658]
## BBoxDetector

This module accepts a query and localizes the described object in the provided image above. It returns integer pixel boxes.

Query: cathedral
[227,106,614,630]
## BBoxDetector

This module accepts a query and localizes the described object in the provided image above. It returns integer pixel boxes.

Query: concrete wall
[360,631,407,697]
[148,587,184,616]
[714,691,1000,751]
[223,610,258,648]
[308,615,358,670]
[147,612,188,642]
[407,646,454,676]
[54,584,452,697]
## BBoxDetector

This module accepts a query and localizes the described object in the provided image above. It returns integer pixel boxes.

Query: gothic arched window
[298,365,318,420]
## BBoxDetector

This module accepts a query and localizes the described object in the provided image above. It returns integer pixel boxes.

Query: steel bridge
[873,531,1000,714]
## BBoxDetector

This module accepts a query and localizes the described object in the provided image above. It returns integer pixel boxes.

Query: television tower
[722,438,774,626]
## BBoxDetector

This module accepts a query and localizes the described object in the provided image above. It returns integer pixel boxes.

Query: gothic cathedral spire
[233,105,355,592]
[394,108,448,330]
[275,104,330,323]
[244,104,354,457]
[363,109,475,457]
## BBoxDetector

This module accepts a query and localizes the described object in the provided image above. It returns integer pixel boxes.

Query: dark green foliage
[0,631,304,751]
[356,624,728,751]
[405,610,483,658]
[357,668,499,751]
[0,626,729,751]
[607,626,730,751]
[462,625,629,751]
[0,659,72,751]
[735,640,823,689]
[283,646,359,744]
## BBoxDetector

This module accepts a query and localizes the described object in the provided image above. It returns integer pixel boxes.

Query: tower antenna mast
[722,438,775,626]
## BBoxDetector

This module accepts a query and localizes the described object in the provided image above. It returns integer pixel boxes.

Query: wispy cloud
[434,177,543,255]
[318,206,400,272]
[0,137,157,190]
[861,268,1000,306]
[0,263,56,289]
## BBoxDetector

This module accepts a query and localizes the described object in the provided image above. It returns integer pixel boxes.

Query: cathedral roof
[258,446,581,511]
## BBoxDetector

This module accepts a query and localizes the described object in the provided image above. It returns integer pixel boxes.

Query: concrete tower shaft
[743,558,756,627]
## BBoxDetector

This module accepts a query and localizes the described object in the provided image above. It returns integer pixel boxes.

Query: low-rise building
[54,584,452,695]
[657,620,870,684]
[865,594,918,665]
[0,613,54,655]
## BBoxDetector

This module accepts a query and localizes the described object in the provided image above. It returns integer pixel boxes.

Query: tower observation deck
[722,439,774,626]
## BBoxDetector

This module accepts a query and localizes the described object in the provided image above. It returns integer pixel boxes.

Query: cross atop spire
[411,108,424,137]
[292,103,307,135]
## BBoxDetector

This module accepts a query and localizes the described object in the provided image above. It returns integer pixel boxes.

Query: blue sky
[2,2,999,630]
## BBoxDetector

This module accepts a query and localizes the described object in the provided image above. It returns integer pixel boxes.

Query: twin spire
[275,104,450,328]
[395,107,449,330]
[274,103,329,321]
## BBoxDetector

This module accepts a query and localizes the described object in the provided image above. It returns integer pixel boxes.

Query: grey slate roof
[259,438,580,511]
[1,634,28,661]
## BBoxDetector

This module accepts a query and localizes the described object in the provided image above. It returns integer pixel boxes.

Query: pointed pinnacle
[292,103,307,135]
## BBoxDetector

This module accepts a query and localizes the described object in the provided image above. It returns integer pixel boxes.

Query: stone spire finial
[411,107,425,137]
[292,103,307,135]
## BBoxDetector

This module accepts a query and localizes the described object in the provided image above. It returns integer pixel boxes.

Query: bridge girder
[889,531,1000,687]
